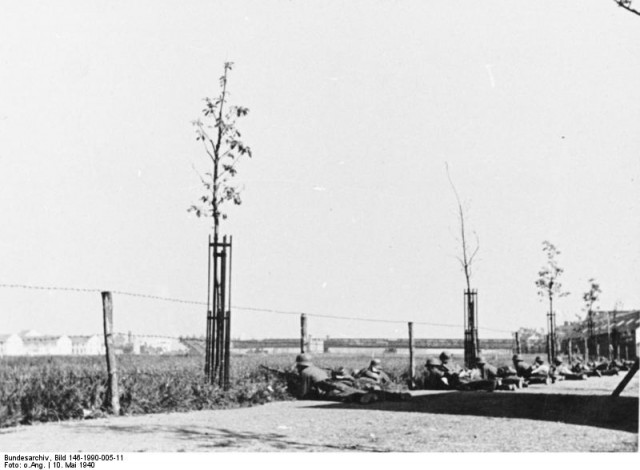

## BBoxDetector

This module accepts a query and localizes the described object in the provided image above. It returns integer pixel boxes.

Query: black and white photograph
[1,0,639,464]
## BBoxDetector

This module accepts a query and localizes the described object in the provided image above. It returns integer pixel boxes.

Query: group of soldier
[274,350,634,404]
[288,353,404,404]
[417,352,632,392]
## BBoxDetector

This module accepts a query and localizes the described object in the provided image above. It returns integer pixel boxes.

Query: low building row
[0,331,188,356]
[0,333,104,356]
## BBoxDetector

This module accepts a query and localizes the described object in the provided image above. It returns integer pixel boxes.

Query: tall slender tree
[188,62,252,238]
[445,163,479,367]
[445,163,479,294]
[583,278,602,360]
[535,241,569,362]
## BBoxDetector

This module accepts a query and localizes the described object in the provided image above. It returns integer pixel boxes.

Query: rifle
[260,365,301,388]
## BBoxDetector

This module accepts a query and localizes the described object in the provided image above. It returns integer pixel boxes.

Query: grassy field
[0,351,588,428]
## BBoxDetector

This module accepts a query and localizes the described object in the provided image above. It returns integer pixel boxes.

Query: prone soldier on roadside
[512,354,533,378]
[571,359,602,377]
[355,358,392,386]
[456,356,499,392]
[528,356,553,384]
[511,354,551,385]
[292,353,374,403]
[437,351,471,388]
[497,361,525,389]
[593,357,620,376]
[418,358,449,390]
[550,357,587,380]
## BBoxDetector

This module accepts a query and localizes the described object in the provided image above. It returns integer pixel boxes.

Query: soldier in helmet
[294,353,331,399]
[528,356,553,384]
[475,356,499,381]
[417,357,448,389]
[437,351,470,387]
[355,358,392,386]
[512,354,533,378]
[550,357,587,380]
[293,353,373,403]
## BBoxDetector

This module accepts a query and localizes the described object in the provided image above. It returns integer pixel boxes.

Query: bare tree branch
[613,0,640,17]
[445,162,477,292]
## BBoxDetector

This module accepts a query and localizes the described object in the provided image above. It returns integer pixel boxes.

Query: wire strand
[0,283,514,334]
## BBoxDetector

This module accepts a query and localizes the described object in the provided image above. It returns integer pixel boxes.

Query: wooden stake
[612,359,639,397]
[300,314,307,353]
[223,311,231,390]
[101,291,120,415]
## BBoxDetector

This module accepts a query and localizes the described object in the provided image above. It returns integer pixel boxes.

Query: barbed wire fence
[0,281,525,410]
[0,281,515,339]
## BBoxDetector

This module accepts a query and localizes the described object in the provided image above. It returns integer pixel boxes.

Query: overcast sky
[1,0,638,340]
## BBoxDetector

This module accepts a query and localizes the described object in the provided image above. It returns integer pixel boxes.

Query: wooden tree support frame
[463,289,479,368]
[205,234,233,389]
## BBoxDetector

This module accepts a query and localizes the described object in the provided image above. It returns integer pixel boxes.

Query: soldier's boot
[359,392,378,404]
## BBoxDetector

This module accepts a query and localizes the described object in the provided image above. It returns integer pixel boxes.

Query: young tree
[445,163,479,367]
[582,278,602,316]
[583,278,602,359]
[535,241,569,361]
[188,62,252,239]
[445,163,479,293]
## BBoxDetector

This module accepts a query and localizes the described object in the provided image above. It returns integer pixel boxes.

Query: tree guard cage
[587,311,595,361]
[205,235,232,388]
[463,289,479,368]
[546,308,558,363]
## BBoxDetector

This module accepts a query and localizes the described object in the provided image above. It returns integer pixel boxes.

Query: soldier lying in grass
[550,357,587,380]
[354,358,392,386]
[417,353,498,392]
[571,359,604,377]
[262,354,409,404]
[511,354,552,385]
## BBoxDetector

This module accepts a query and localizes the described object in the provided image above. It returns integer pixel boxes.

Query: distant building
[21,334,72,356]
[228,337,512,356]
[136,336,189,355]
[0,334,25,356]
[70,335,105,355]
[557,310,639,360]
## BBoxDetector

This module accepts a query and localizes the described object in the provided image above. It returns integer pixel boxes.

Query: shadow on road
[70,423,383,452]
[304,391,639,433]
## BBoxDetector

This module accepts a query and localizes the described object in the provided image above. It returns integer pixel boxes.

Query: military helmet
[553,357,563,365]
[370,358,382,366]
[476,356,486,364]
[426,358,438,367]
[512,354,523,362]
[534,356,544,364]
[295,353,313,366]
[439,351,451,361]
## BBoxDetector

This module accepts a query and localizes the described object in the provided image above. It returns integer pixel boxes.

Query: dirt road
[1,375,637,452]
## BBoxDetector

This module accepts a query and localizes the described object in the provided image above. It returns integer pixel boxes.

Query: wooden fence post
[101,291,120,415]
[514,332,521,354]
[300,314,307,353]
[408,322,415,387]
